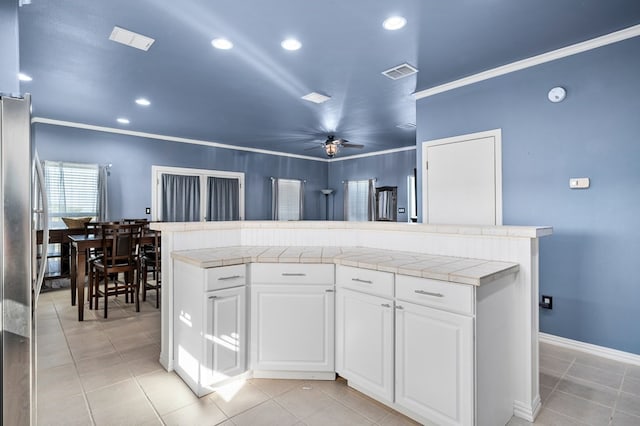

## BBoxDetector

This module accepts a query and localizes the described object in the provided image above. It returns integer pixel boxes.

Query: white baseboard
[513,396,541,422]
[539,332,640,366]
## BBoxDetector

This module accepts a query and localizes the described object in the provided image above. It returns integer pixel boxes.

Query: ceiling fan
[306,135,364,158]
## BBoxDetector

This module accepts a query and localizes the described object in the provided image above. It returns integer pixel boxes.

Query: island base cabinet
[395,301,474,426]
[336,288,394,403]
[202,286,246,388]
[251,285,334,375]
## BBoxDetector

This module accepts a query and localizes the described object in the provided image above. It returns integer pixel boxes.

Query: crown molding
[32,117,416,162]
[414,24,640,100]
[329,145,416,162]
[31,117,330,162]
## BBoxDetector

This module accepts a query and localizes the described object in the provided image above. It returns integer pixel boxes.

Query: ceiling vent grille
[109,26,155,51]
[382,63,418,80]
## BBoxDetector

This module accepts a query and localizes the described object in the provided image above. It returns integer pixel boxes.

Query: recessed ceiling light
[18,72,32,82]
[117,118,130,124]
[211,38,233,50]
[135,98,151,106]
[301,92,331,104]
[281,38,302,51]
[383,16,407,31]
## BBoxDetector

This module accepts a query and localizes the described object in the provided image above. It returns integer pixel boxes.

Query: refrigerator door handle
[33,150,48,306]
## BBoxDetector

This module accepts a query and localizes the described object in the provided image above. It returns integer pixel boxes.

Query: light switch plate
[569,177,590,189]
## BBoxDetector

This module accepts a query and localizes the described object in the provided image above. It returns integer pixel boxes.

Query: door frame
[421,129,503,225]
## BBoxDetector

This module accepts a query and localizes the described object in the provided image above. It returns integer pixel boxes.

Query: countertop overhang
[171,246,519,287]
[152,220,552,239]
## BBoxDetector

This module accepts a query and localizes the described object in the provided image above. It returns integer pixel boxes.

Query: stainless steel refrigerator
[1,94,48,425]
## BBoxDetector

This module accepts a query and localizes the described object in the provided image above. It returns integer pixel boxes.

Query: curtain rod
[270,177,307,183]
[341,177,377,184]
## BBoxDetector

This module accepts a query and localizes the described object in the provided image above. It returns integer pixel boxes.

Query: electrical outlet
[539,295,553,310]
[145,207,151,214]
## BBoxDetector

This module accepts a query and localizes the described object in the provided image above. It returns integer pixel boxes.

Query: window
[344,179,375,221]
[44,161,99,228]
[152,166,244,222]
[272,178,304,221]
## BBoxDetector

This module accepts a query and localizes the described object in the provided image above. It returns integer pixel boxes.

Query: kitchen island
[151,221,552,424]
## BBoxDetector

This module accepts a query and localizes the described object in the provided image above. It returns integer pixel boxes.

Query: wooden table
[68,232,159,321]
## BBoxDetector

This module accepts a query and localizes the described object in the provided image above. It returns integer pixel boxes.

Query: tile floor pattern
[37,288,640,426]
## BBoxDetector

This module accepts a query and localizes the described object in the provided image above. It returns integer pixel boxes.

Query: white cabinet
[174,262,247,396]
[203,286,246,386]
[395,300,473,426]
[250,263,335,378]
[336,287,394,403]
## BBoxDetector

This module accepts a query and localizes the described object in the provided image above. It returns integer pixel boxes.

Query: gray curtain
[367,178,376,221]
[207,177,240,221]
[97,165,109,221]
[162,174,200,222]
[271,178,279,220]
[343,181,349,221]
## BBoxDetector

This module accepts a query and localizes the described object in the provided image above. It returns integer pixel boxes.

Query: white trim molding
[329,145,416,162]
[414,24,640,100]
[32,117,415,162]
[540,332,640,367]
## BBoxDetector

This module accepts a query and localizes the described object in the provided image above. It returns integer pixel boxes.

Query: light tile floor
[36,288,640,426]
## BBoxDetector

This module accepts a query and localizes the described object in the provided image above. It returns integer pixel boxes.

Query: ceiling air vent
[109,26,155,51]
[382,63,418,80]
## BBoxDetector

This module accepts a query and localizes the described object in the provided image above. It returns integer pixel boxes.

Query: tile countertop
[151,220,553,239]
[171,246,520,287]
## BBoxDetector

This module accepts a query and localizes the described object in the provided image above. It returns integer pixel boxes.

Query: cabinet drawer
[396,275,474,316]
[206,264,247,291]
[336,265,394,298]
[251,263,334,285]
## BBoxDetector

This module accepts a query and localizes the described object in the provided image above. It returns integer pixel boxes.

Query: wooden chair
[140,230,161,308]
[90,223,142,318]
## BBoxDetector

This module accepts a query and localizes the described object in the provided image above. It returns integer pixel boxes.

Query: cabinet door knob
[208,295,218,300]
[415,289,444,298]
[395,305,404,310]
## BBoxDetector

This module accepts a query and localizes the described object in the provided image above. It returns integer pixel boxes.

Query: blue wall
[328,149,416,221]
[416,37,640,354]
[34,124,328,221]
[0,0,19,95]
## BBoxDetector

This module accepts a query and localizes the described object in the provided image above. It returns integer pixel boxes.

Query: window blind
[274,178,303,221]
[346,179,372,221]
[44,161,99,228]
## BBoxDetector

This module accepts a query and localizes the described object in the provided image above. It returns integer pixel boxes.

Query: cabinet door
[336,288,394,403]
[395,301,474,426]
[203,286,246,387]
[251,285,334,372]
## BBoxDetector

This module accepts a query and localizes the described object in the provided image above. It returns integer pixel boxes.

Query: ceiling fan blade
[341,143,364,149]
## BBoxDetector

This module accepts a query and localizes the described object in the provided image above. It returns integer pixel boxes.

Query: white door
[251,285,334,372]
[336,288,394,403]
[395,301,474,426]
[203,286,246,387]
[422,129,502,225]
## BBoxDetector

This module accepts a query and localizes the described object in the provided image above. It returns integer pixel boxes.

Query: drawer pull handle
[396,305,404,310]
[381,303,391,308]
[325,289,335,293]
[208,295,218,300]
[352,278,373,284]
[218,275,242,281]
[282,273,306,277]
[415,290,444,298]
